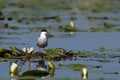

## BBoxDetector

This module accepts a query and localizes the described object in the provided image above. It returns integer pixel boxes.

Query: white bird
[37,29,49,52]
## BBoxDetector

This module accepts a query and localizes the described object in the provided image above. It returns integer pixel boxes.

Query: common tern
[37,29,49,52]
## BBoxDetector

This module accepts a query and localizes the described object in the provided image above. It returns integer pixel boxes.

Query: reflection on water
[9,59,55,80]
[36,60,47,71]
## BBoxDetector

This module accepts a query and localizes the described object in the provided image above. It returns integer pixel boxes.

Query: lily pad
[64,24,79,32]
[0,47,12,58]
[65,64,87,71]
[21,70,49,77]
[45,48,66,55]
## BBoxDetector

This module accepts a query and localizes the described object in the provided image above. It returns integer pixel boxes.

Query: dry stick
[18,52,30,74]
[28,60,32,70]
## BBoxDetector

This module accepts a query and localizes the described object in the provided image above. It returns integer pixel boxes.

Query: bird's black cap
[41,29,47,32]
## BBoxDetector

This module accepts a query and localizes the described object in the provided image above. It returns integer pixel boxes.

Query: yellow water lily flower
[10,62,18,76]
[70,21,74,28]
[81,68,88,79]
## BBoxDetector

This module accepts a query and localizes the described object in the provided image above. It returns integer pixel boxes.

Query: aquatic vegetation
[0,41,5,45]
[20,61,55,77]
[87,16,109,20]
[58,21,79,32]
[45,48,66,55]
[0,47,12,58]
[64,21,79,32]
[100,46,105,53]
[70,16,77,20]
[0,57,8,62]
[89,27,102,32]
[48,62,55,76]
[3,25,20,30]
[65,63,87,71]
[21,70,49,77]
[0,46,75,62]
[28,26,46,32]
[48,62,55,70]
[98,59,110,63]
[89,22,117,32]
[92,69,119,75]
[103,22,115,28]
[0,31,22,35]
[108,54,120,58]
[90,65,102,69]
[0,45,120,79]
[42,16,61,22]
[77,50,92,58]
[92,3,110,12]
[0,10,4,20]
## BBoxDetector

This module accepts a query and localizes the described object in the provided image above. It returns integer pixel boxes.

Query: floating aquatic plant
[0,47,12,58]
[65,64,87,71]
[28,26,46,32]
[98,59,110,63]
[78,50,92,58]
[58,21,79,32]
[42,16,61,22]
[0,10,4,20]
[64,21,79,32]
[100,46,105,53]
[103,22,115,28]
[21,70,49,77]
[45,48,66,55]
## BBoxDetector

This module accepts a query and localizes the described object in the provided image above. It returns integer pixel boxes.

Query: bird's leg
[39,48,45,53]
[43,48,46,53]
[38,47,42,53]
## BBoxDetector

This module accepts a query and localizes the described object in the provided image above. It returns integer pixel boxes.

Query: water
[0,0,120,80]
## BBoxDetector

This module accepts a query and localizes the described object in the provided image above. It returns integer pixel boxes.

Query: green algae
[77,50,92,58]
